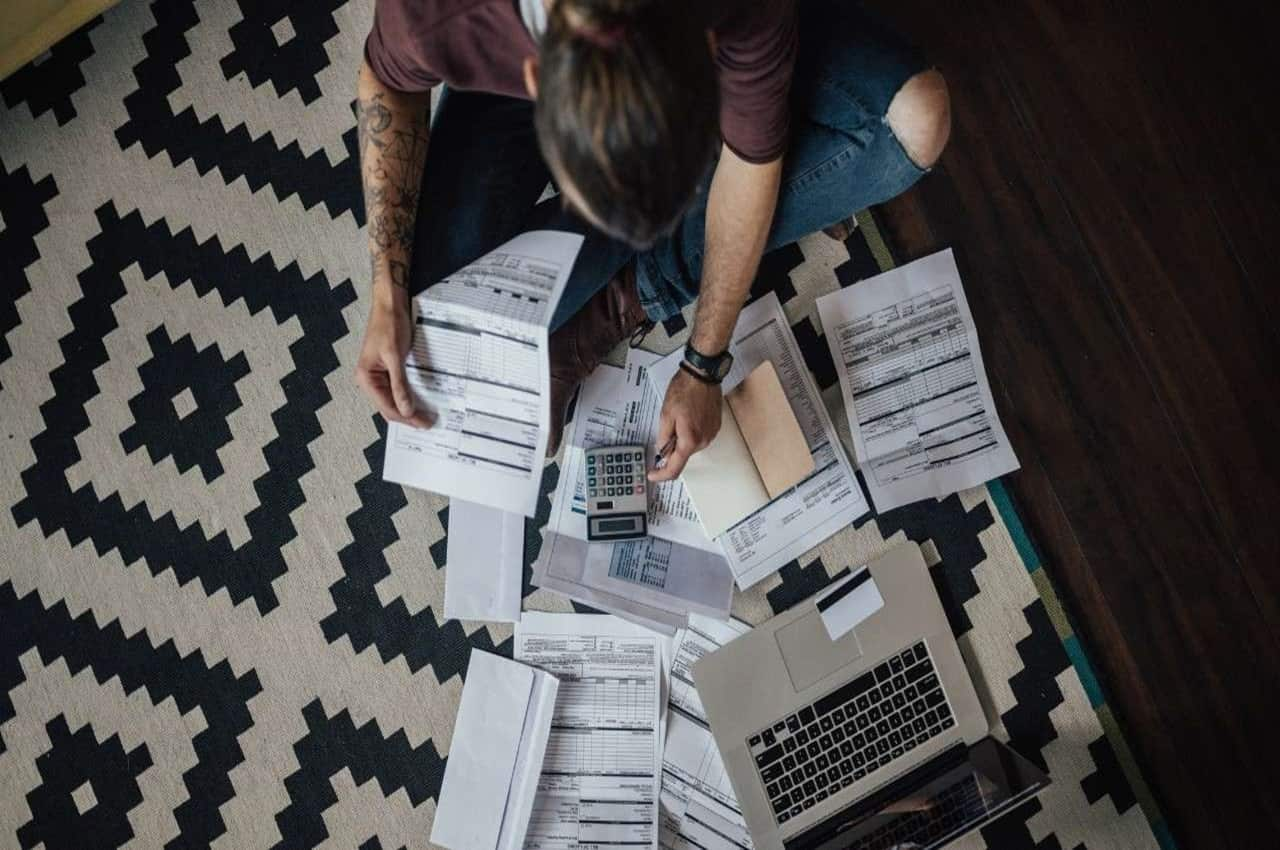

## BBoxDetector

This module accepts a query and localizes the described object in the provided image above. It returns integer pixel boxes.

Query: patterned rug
[0,1,1173,848]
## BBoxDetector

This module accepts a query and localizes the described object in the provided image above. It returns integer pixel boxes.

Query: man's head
[525,0,720,249]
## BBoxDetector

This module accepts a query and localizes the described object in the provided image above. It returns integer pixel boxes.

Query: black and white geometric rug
[0,1,1173,847]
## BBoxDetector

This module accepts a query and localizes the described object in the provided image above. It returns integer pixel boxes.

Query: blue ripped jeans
[408,1,928,329]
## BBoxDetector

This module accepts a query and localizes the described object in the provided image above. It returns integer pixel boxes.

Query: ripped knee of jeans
[884,69,952,170]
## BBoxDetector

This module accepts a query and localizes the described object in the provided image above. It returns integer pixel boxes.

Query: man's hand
[648,369,723,481]
[645,147,781,480]
[354,299,432,429]
[354,59,432,429]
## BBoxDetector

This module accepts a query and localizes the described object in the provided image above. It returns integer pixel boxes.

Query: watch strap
[679,360,722,385]
[683,342,731,379]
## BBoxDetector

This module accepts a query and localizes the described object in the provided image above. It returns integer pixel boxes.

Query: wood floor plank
[985,0,1280,641]
[866,1,1280,844]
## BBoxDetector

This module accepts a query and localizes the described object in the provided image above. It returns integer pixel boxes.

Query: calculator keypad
[586,449,646,500]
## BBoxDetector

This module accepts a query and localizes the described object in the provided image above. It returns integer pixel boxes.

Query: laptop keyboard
[746,640,955,825]
[853,773,983,850]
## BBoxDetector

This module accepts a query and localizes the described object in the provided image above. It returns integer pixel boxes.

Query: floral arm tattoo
[356,67,429,293]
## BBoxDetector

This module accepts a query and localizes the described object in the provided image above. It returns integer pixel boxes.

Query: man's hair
[535,0,720,249]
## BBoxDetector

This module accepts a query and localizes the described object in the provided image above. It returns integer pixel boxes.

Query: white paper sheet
[383,231,584,517]
[516,613,663,850]
[816,248,1019,512]
[660,615,754,850]
[814,567,884,641]
[431,650,559,850]
[548,352,719,553]
[443,500,523,622]
[648,293,871,589]
[531,529,733,635]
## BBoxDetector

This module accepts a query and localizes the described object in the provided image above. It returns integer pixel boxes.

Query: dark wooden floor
[865,0,1280,846]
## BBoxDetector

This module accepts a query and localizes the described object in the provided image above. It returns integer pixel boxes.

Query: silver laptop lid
[783,738,1050,850]
[694,543,990,847]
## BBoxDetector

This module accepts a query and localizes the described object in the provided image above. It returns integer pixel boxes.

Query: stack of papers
[816,249,1019,512]
[383,230,584,517]
[646,292,871,589]
[537,355,735,633]
[661,615,754,850]
[416,242,1018,850]
[516,613,665,849]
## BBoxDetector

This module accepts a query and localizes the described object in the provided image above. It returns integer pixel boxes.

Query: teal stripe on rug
[1064,635,1104,709]
[988,479,1041,573]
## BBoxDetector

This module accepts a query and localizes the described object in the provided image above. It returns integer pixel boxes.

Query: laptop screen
[785,738,1050,850]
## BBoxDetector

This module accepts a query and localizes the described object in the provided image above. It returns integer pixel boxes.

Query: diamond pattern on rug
[0,2,1162,848]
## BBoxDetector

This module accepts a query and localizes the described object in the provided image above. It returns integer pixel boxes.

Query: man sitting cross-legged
[353,0,950,481]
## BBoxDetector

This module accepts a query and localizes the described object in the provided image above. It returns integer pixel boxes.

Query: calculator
[584,444,649,542]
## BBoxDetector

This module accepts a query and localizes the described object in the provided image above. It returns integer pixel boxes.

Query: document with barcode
[816,249,1018,512]
[382,231,583,516]
[516,613,662,850]
[661,615,754,850]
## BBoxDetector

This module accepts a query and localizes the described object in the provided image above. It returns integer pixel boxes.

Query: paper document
[550,353,719,553]
[516,613,663,850]
[537,354,734,631]
[532,529,732,635]
[443,500,523,622]
[383,231,584,516]
[680,361,815,539]
[661,615,754,850]
[816,249,1019,512]
[648,293,871,589]
[431,650,558,850]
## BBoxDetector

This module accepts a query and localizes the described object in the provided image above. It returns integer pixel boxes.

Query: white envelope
[443,500,523,623]
[430,650,558,850]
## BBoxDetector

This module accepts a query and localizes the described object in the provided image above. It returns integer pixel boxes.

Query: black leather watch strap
[683,342,733,382]
[679,360,722,385]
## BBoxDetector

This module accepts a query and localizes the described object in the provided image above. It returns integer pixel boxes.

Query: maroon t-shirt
[364,0,797,163]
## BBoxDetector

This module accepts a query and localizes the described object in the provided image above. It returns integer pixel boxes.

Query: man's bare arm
[353,59,434,428]
[650,146,783,481]
[357,59,430,306]
[689,147,782,356]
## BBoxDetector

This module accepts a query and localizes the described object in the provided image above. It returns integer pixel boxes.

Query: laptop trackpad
[776,609,864,693]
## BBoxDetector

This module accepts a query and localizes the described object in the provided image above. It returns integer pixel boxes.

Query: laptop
[694,543,1050,849]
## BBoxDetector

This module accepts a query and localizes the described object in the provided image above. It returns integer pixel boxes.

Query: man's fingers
[385,358,433,429]
[654,410,675,451]
[357,366,430,429]
[648,445,690,482]
[386,359,414,417]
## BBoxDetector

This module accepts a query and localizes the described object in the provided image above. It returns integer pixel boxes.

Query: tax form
[647,292,871,589]
[661,615,754,850]
[816,249,1019,512]
[548,353,719,553]
[383,231,584,517]
[516,613,663,850]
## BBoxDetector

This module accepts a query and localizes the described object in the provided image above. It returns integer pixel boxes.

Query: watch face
[714,354,733,380]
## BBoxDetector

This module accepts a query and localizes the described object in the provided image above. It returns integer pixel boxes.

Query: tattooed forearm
[357,61,430,294]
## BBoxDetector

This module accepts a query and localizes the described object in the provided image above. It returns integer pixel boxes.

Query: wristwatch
[682,342,734,384]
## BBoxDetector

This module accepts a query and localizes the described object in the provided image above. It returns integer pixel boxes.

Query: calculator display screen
[596,518,640,533]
